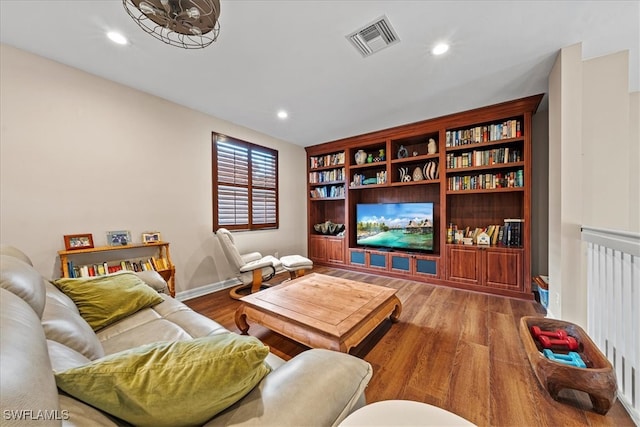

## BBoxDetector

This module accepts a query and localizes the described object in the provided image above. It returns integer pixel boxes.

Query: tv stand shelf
[305,94,543,299]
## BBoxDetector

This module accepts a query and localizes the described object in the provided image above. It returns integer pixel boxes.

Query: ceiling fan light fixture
[122,0,221,49]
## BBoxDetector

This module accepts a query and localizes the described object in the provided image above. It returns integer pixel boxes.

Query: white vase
[355,149,367,165]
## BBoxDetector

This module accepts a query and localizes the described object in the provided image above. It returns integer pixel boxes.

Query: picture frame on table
[107,230,131,246]
[142,232,161,244]
[63,234,94,251]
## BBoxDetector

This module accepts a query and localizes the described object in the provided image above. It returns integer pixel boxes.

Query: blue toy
[543,349,586,368]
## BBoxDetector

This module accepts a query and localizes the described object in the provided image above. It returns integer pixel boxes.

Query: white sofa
[0,245,372,426]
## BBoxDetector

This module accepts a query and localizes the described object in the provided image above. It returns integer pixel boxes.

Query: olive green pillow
[53,272,163,331]
[55,334,271,427]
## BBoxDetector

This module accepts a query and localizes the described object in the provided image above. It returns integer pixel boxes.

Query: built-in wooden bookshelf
[58,241,176,297]
[305,94,543,299]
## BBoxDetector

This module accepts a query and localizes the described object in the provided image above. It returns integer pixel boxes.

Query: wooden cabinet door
[326,237,345,264]
[446,245,481,286]
[483,248,523,290]
[389,253,411,274]
[366,250,389,271]
[413,254,438,278]
[309,236,327,262]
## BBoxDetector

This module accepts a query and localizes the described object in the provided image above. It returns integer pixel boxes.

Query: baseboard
[176,278,240,301]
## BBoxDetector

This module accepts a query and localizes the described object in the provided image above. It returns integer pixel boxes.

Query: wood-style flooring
[184,266,634,427]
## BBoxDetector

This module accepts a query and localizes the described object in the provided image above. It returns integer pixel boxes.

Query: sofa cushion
[0,289,61,420]
[47,340,92,372]
[0,244,33,265]
[55,334,271,427]
[53,272,163,331]
[42,293,105,360]
[0,255,47,318]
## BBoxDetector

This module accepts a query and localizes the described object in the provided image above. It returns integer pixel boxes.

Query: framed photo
[142,232,161,244]
[64,234,94,251]
[107,230,131,246]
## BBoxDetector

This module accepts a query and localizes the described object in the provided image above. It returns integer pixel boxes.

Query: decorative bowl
[314,221,345,235]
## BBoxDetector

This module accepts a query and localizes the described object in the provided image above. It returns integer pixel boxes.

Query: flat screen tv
[356,202,434,252]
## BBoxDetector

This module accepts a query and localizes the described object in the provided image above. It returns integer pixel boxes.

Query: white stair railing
[582,226,640,425]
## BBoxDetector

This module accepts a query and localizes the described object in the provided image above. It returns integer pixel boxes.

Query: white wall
[548,43,639,325]
[0,44,308,294]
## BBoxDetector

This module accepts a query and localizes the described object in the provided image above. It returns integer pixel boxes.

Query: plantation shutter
[213,133,278,231]
[251,149,277,225]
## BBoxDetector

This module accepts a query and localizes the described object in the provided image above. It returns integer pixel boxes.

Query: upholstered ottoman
[280,255,313,279]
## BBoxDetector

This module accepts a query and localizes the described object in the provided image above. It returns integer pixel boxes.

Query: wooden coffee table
[235,273,402,353]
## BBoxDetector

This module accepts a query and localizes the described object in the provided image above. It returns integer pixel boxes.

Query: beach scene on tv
[356,202,434,251]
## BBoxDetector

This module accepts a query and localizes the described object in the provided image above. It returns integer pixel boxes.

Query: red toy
[531,326,568,340]
[537,335,579,351]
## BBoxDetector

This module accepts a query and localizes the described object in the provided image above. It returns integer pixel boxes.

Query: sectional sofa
[0,245,372,426]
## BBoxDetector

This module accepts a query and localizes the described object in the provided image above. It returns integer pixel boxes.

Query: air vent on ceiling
[346,15,400,58]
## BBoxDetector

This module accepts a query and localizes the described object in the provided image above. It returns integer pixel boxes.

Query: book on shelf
[310,185,345,199]
[501,218,524,247]
[445,119,522,147]
[447,169,524,191]
[309,152,345,169]
[66,257,170,278]
[446,147,522,169]
[309,167,345,184]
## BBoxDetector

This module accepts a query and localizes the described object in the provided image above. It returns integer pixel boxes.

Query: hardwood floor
[184,266,634,426]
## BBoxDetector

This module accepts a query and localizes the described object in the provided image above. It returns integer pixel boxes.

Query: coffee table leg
[235,305,250,334]
[389,296,402,323]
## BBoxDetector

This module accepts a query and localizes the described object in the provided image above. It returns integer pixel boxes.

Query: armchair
[216,228,281,300]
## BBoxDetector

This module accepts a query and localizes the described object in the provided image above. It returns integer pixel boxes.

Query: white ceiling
[1,1,638,147]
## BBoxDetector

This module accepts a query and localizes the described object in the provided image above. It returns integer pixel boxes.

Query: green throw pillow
[55,334,271,427]
[53,272,163,331]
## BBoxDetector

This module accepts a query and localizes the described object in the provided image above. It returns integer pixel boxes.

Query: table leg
[389,296,402,323]
[235,305,250,334]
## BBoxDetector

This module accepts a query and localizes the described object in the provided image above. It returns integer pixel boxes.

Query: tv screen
[356,202,434,251]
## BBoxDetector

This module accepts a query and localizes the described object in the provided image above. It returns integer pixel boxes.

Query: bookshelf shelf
[58,241,176,297]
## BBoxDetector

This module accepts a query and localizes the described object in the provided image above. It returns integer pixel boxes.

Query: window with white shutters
[212,133,278,231]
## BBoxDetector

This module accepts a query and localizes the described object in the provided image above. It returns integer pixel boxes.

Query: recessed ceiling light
[277,110,288,119]
[431,43,449,56]
[107,31,128,45]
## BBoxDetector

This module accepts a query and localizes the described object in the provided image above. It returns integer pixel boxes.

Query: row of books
[446,147,522,169]
[309,152,345,169]
[445,120,522,147]
[309,167,345,184]
[501,219,524,247]
[455,220,523,247]
[310,185,345,199]
[66,257,170,278]
[447,170,524,191]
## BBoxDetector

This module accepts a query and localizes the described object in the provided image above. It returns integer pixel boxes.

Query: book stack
[502,219,524,247]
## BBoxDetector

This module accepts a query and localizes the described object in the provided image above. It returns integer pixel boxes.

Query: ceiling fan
[123,0,221,49]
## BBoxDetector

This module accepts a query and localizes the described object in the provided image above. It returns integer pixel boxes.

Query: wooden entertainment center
[305,94,543,299]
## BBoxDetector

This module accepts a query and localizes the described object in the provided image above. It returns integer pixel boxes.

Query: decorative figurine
[397,145,408,159]
[427,138,437,154]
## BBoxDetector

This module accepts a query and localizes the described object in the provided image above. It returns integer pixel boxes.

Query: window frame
[212,132,279,231]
